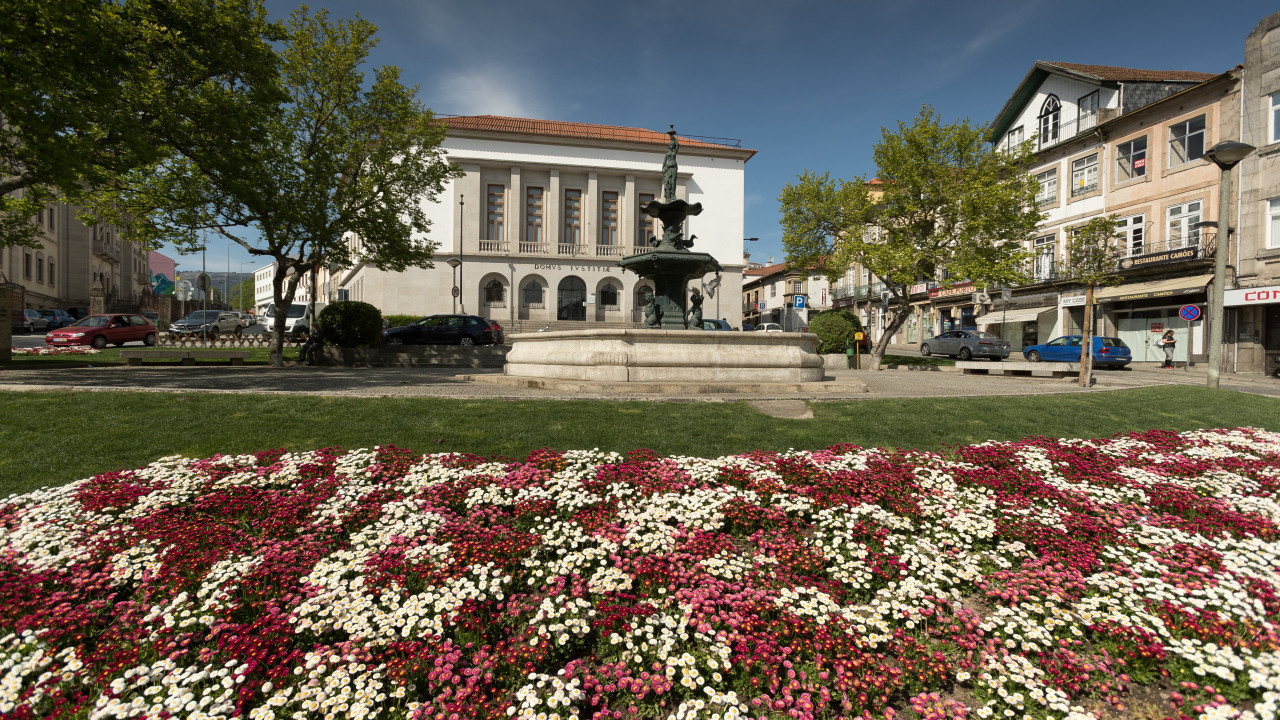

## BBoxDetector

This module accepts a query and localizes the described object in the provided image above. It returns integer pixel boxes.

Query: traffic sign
[451,286,460,298]
[794,295,806,309]
[1179,304,1201,322]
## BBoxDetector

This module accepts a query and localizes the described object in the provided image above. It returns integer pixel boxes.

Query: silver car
[919,330,1010,360]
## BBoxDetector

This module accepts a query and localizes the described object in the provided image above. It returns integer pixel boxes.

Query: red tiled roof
[1040,62,1217,84]
[440,115,756,157]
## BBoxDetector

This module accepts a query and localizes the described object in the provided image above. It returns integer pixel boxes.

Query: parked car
[742,323,756,332]
[919,330,1011,360]
[46,314,158,348]
[263,302,326,339]
[383,314,504,346]
[38,308,76,330]
[754,323,783,332]
[169,310,243,338]
[697,319,735,331]
[17,309,49,333]
[1023,335,1132,367]
[66,306,90,320]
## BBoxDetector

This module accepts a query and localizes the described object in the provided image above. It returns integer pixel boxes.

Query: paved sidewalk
[1,359,1276,400]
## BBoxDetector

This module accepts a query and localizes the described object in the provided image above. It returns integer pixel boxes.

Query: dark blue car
[382,314,504,347]
[1023,335,1131,366]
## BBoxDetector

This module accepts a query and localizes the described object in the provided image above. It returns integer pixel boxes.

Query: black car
[383,314,504,346]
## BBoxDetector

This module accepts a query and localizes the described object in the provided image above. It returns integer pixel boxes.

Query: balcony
[518,241,548,254]
[1027,255,1060,283]
[557,243,588,257]
[92,235,120,262]
[595,244,625,257]
[479,239,509,253]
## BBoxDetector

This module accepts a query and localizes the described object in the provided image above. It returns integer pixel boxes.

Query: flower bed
[9,346,101,356]
[2,429,1279,720]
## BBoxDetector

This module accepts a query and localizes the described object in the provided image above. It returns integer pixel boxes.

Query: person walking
[1159,329,1176,369]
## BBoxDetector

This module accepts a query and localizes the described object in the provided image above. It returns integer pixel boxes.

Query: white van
[262,301,326,338]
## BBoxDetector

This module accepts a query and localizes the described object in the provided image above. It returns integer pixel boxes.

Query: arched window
[1038,95,1060,146]
[522,281,544,308]
[557,276,586,321]
[485,279,505,306]
[599,282,619,309]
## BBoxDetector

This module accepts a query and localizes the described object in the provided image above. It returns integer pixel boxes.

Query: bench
[955,360,1077,379]
[121,349,252,366]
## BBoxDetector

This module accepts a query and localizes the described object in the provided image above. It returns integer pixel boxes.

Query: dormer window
[1038,95,1061,147]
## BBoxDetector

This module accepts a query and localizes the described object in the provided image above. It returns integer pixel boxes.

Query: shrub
[807,309,864,354]
[382,314,420,330]
[317,301,383,347]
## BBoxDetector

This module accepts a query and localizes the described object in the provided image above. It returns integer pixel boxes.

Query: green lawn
[1,385,1276,497]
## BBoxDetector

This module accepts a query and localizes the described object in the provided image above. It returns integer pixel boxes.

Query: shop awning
[980,306,1056,325]
[1094,274,1211,303]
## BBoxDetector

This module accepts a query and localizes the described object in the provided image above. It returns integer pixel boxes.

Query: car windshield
[179,311,217,322]
[287,305,307,318]
[1099,337,1128,348]
[72,316,109,328]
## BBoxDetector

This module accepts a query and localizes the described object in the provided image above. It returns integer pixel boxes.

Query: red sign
[1150,322,1164,332]
[1133,158,1146,169]
[927,281,974,299]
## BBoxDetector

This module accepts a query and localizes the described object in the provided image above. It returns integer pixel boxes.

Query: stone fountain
[483,127,839,391]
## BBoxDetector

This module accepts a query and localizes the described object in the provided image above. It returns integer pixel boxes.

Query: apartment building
[742,262,830,331]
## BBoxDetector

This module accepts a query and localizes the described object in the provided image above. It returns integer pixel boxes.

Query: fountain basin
[502,329,824,383]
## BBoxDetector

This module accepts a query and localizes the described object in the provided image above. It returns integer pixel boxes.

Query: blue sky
[184,0,1276,275]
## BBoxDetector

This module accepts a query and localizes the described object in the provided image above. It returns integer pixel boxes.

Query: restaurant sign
[1118,246,1199,270]
[927,281,974,299]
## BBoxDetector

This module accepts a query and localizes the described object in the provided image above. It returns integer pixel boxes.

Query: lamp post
[1202,140,1254,389]
[447,257,462,314]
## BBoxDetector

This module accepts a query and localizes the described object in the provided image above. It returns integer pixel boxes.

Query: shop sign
[928,281,974,299]
[1112,286,1202,302]
[1224,285,1280,307]
[1059,294,1087,307]
[1118,246,1199,270]
[909,282,929,295]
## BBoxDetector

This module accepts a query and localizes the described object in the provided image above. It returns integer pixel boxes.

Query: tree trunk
[268,268,301,368]
[867,300,910,371]
[1078,284,1095,388]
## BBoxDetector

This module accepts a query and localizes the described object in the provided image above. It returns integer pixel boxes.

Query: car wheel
[919,344,931,357]
[90,335,107,349]
[958,347,972,361]
[386,336,404,346]
[460,336,475,347]
[1027,350,1042,362]
[144,333,157,347]
[234,326,242,336]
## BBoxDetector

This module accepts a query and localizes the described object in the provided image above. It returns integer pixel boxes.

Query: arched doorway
[558,276,586,321]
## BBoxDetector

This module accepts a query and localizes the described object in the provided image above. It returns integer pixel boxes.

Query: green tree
[779,105,1043,370]
[89,7,460,366]
[229,277,255,313]
[0,0,282,248]
[1062,216,1124,387]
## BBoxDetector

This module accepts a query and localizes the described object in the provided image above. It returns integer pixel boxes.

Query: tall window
[1071,153,1098,196]
[601,191,618,246]
[23,252,31,279]
[563,189,582,246]
[36,255,44,283]
[770,283,776,297]
[1268,198,1280,249]
[47,260,54,287]
[1003,126,1024,152]
[1033,234,1055,280]
[1169,115,1206,166]
[599,283,619,309]
[1116,137,1147,182]
[525,187,544,246]
[1270,93,1280,144]
[1120,214,1145,257]
[486,185,504,241]
[485,279,505,306]
[1077,91,1099,132]
[1034,168,1057,206]
[1038,95,1060,147]
[1167,200,1203,248]
[636,193,655,246]
[522,281,544,307]
[791,281,803,294]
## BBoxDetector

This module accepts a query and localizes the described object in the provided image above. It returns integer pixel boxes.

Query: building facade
[336,116,755,331]
[742,262,831,331]
[1233,11,1280,376]
[986,61,1239,362]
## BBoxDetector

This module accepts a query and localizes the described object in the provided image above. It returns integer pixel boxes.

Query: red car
[45,313,158,349]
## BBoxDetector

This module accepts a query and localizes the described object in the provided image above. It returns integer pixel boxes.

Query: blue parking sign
[794,295,806,309]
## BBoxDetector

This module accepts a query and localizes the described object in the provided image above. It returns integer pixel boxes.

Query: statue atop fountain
[619,126,723,329]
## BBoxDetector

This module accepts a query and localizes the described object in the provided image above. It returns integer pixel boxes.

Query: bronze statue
[686,288,703,328]
[662,126,679,201]
[641,287,662,328]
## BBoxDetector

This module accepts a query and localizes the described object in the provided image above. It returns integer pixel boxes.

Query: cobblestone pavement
[1,361,1276,401]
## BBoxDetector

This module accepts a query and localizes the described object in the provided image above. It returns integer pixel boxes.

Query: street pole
[1203,141,1254,389]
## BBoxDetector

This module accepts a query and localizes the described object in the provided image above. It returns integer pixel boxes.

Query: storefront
[1225,284,1280,375]
[1095,274,1210,364]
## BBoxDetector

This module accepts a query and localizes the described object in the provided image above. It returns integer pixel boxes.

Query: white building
[336,115,755,331]
[253,260,313,316]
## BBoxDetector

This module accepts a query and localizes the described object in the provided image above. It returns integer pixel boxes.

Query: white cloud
[433,65,554,119]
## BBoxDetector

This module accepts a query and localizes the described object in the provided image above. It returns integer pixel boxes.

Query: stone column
[508,166,521,253]
[624,174,636,249]
[90,279,106,315]
[547,170,561,250]
[586,171,598,253]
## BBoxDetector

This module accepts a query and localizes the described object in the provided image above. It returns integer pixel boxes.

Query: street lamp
[1202,140,1254,389]
[447,257,462,314]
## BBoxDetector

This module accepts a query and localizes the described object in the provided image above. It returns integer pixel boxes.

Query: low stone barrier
[956,360,1076,379]
[121,349,252,365]
[318,345,507,368]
